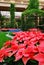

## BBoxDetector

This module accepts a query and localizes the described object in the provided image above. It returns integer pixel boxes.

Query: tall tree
[21,0,44,31]
[28,0,39,9]
[10,3,15,28]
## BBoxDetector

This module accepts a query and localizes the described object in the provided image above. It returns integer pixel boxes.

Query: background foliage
[21,0,44,31]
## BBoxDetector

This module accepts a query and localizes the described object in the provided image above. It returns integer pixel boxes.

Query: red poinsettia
[0,28,44,65]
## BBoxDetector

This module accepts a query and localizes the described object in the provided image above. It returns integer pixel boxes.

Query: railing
[0,0,28,4]
[0,0,44,9]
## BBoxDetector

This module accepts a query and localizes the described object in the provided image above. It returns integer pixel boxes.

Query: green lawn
[0,32,11,48]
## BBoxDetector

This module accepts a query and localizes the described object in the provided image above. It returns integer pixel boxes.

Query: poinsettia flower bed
[0,29,44,65]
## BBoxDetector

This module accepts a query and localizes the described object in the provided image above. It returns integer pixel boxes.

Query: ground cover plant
[0,32,11,48]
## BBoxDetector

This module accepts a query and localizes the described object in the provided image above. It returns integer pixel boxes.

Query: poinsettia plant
[0,28,44,65]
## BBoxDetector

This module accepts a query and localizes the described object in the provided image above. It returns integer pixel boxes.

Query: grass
[0,32,11,48]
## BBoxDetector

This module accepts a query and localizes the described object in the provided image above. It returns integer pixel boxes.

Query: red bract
[4,40,11,47]
[34,53,44,65]
[22,57,30,65]
[39,61,44,65]
[0,49,5,62]
[15,48,25,61]
[0,48,11,62]
[0,28,44,65]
